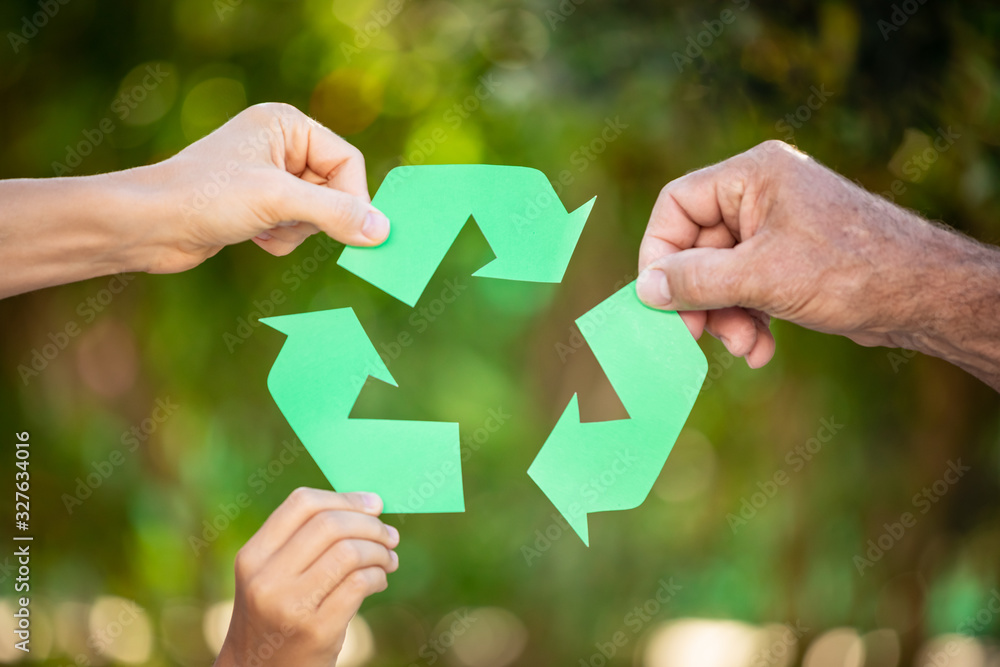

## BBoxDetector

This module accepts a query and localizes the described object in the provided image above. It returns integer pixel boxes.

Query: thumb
[636,246,760,311]
[270,173,390,246]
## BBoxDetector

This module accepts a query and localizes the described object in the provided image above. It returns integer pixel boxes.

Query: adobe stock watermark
[775,85,834,143]
[407,609,478,667]
[853,459,970,576]
[522,448,638,566]
[214,0,245,21]
[672,0,751,72]
[374,277,468,365]
[958,589,1000,636]
[62,397,180,514]
[544,0,586,31]
[884,315,936,372]
[579,578,682,667]
[506,116,623,232]
[877,126,960,204]
[7,0,70,54]
[52,64,171,176]
[749,621,810,667]
[223,235,340,352]
[727,416,845,534]
[395,407,511,523]
[181,109,326,219]
[189,438,309,555]
[17,273,135,385]
[340,0,409,63]
[89,599,147,660]
[553,272,637,364]
[552,116,628,196]
[877,0,930,41]
[38,598,148,666]
[391,74,501,168]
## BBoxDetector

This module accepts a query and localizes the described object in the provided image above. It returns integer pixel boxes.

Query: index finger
[302,120,371,203]
[244,488,383,563]
[638,157,750,272]
[275,106,372,203]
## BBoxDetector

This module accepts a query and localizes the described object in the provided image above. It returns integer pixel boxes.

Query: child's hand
[214,488,399,667]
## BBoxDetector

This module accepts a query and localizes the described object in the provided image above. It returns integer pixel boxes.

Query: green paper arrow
[338,165,595,306]
[527,281,708,545]
[261,308,463,513]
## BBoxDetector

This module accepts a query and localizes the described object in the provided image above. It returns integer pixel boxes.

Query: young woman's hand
[0,102,389,298]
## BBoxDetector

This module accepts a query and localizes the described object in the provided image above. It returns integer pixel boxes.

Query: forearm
[0,174,155,299]
[900,222,1000,390]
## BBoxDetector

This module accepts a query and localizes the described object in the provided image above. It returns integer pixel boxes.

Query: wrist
[897,222,1000,387]
[213,643,238,667]
[99,165,190,273]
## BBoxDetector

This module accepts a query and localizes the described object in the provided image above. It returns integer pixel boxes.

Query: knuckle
[370,568,389,593]
[757,138,790,154]
[234,547,255,580]
[249,101,297,120]
[288,486,317,512]
[755,139,796,162]
[344,143,364,165]
[333,539,361,568]
[297,618,327,646]
[657,182,675,202]
[344,568,370,592]
[318,511,346,540]
[244,574,276,616]
[329,193,364,225]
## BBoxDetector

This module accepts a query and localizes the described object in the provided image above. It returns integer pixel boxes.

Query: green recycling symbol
[262,165,707,545]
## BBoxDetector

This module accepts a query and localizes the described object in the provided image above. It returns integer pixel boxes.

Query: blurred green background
[1,0,1000,665]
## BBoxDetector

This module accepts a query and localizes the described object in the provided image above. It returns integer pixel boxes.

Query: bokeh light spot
[181,77,247,142]
[310,68,384,135]
[88,596,154,664]
[644,619,764,667]
[373,54,439,117]
[202,600,234,656]
[449,607,527,667]
[801,627,864,667]
[474,9,549,69]
[339,615,376,667]
[75,318,138,399]
[115,61,179,127]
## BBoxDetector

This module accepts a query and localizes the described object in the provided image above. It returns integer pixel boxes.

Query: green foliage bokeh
[1,0,1000,665]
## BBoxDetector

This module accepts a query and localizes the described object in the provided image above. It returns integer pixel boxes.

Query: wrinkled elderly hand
[636,140,1000,389]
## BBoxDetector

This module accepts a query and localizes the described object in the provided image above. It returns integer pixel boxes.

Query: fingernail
[362,208,390,243]
[362,493,383,513]
[390,550,399,566]
[386,525,399,544]
[637,268,671,307]
[256,231,273,241]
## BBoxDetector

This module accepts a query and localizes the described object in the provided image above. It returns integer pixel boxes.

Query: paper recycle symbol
[261,164,707,544]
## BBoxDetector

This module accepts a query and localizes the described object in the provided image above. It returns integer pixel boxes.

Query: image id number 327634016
[13,431,32,654]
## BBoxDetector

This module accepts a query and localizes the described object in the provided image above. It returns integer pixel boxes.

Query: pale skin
[636,139,1000,391]
[215,488,400,667]
[0,102,390,300]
